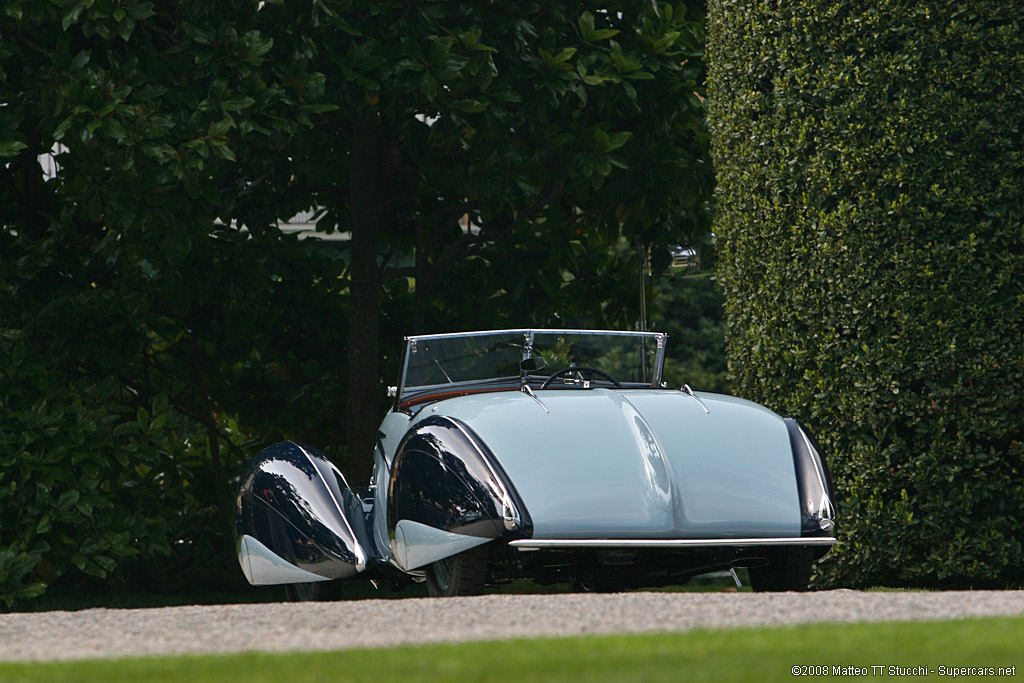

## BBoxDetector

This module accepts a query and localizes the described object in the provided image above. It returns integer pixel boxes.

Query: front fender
[387,416,532,569]
[234,441,372,585]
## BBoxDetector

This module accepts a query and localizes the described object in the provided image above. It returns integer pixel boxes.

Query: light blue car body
[236,329,837,595]
[392,390,800,542]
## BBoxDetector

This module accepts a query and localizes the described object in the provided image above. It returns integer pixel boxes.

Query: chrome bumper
[509,537,838,551]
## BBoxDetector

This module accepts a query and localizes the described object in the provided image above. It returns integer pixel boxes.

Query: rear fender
[784,419,837,538]
[235,441,373,585]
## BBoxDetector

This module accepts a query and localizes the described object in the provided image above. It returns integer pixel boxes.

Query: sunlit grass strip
[2,616,1021,682]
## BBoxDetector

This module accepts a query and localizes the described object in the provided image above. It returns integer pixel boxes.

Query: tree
[653,271,727,394]
[0,0,347,602]
[708,0,1024,587]
[0,0,711,603]
[251,0,713,482]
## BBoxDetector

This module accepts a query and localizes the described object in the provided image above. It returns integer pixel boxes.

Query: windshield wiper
[521,384,549,413]
[681,384,709,414]
[425,347,453,384]
[519,356,549,413]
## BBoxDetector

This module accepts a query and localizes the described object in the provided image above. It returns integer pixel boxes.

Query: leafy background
[1,1,717,604]
[708,0,1024,588]
[4,0,1023,606]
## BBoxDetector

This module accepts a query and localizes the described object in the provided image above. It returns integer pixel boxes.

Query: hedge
[0,329,183,606]
[707,0,1024,587]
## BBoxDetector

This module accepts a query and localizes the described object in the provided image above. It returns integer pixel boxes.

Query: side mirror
[520,357,547,373]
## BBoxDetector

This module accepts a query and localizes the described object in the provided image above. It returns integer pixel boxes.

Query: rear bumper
[509,537,837,551]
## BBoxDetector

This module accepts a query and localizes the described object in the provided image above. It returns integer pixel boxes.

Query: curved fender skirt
[394,519,492,571]
[238,534,331,585]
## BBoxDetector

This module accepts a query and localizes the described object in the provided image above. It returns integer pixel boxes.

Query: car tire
[425,545,490,597]
[284,580,343,602]
[747,549,815,592]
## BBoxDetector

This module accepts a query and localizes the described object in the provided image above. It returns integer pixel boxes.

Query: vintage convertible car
[234,329,837,598]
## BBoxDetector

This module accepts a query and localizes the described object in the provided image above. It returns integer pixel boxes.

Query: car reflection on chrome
[234,329,837,598]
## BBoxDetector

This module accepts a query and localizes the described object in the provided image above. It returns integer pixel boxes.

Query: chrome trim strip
[509,537,838,550]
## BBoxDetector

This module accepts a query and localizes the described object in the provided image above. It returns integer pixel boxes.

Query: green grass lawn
[1,616,1020,683]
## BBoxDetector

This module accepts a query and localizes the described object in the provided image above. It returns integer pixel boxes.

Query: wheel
[425,545,490,597]
[284,580,343,602]
[570,576,624,593]
[747,549,815,592]
[540,366,623,389]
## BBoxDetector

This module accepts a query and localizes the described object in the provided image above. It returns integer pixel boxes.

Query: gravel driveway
[2,590,1023,662]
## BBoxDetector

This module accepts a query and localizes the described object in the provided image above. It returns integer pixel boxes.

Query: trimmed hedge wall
[707,0,1024,587]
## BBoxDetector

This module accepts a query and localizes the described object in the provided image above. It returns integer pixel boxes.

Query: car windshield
[399,329,666,405]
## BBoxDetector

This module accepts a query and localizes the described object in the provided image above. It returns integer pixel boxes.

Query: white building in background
[39,146,342,240]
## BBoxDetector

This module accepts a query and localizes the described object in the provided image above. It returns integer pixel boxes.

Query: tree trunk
[413,221,430,334]
[346,114,383,485]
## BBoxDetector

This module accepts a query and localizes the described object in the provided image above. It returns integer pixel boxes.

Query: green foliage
[1,1,713,604]
[264,1,713,329]
[653,273,729,393]
[0,0,348,605]
[216,1,714,477]
[0,361,180,605]
[708,0,1024,586]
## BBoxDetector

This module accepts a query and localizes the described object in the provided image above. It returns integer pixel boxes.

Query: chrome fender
[234,441,371,585]
[387,416,532,570]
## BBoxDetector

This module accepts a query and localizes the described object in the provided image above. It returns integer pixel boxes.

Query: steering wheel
[540,366,623,389]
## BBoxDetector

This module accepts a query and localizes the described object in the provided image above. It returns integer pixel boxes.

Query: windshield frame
[395,329,668,409]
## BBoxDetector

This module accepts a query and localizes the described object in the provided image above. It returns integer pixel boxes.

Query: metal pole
[637,241,648,332]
